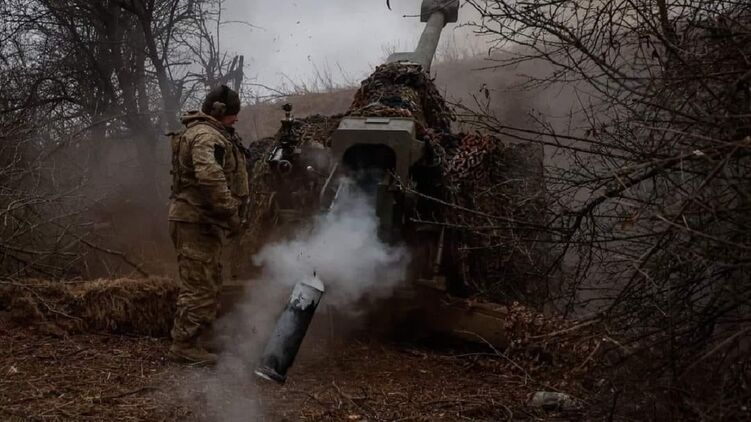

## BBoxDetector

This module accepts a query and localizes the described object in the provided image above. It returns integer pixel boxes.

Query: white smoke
[186,179,411,421]
[253,181,411,308]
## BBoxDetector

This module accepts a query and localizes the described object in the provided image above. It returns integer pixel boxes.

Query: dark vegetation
[0,0,243,278]
[462,0,751,419]
[1,0,749,420]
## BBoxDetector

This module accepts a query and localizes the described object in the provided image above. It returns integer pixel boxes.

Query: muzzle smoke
[253,180,411,309]
[188,179,410,421]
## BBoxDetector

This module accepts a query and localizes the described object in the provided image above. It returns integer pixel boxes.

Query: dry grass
[0,277,178,337]
[0,316,595,421]
[0,277,604,420]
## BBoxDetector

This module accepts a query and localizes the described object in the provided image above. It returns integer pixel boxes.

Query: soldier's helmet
[202,85,241,118]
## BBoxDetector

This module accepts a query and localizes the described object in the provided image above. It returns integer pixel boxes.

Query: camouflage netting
[231,115,347,276]
[241,115,344,234]
[427,132,549,303]
[290,113,345,148]
[348,63,549,303]
[243,136,277,241]
[348,63,453,133]
[244,63,549,304]
[0,277,178,336]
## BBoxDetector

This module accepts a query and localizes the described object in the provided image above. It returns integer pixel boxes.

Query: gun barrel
[385,0,459,73]
[413,11,446,72]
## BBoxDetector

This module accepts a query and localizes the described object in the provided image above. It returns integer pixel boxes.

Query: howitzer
[246,0,518,383]
[320,1,459,244]
[262,0,459,241]
[251,0,464,280]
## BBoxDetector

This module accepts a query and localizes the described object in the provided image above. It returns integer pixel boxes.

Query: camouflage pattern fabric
[168,111,249,343]
[169,221,223,343]
[348,62,454,133]
[425,130,548,303]
[168,111,249,230]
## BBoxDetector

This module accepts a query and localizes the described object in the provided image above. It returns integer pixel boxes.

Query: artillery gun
[260,0,459,269]
[240,0,546,347]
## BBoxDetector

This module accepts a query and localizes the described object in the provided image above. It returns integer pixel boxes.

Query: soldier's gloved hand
[226,212,242,239]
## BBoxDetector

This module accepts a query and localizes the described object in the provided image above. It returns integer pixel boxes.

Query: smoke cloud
[253,181,411,308]
[181,180,410,421]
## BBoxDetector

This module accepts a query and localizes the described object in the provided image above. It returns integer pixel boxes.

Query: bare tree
[463,0,751,418]
[0,0,246,278]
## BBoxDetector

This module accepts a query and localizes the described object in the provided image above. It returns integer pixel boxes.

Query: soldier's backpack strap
[190,120,251,162]
[166,129,186,197]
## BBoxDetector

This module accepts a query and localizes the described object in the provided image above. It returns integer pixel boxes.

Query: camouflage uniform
[168,111,249,347]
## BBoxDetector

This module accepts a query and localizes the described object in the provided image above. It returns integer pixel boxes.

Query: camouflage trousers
[169,221,224,344]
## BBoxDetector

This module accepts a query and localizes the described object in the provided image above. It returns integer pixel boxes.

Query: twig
[331,381,380,421]
[454,329,533,385]
[98,386,159,401]
[685,326,751,372]
[527,319,598,340]
[74,236,149,277]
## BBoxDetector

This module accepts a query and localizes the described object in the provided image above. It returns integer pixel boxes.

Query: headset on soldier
[202,84,241,120]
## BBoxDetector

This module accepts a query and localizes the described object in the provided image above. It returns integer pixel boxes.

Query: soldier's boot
[198,332,226,354]
[168,341,218,366]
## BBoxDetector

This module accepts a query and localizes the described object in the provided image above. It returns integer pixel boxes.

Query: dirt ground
[0,313,588,421]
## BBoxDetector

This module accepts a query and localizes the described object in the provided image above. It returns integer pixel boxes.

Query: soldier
[167,85,249,365]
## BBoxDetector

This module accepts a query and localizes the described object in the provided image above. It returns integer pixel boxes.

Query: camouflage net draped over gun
[347,63,549,302]
[348,63,453,134]
[231,115,345,277]
[425,131,549,303]
[242,63,548,303]
[245,114,344,231]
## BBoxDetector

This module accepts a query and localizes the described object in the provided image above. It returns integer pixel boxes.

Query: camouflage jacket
[168,111,249,229]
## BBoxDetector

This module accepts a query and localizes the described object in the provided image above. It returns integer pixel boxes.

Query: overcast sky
[222,0,471,92]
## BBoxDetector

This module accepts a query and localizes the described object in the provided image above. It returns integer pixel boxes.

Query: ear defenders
[211,100,227,118]
[209,85,230,118]
[203,84,240,118]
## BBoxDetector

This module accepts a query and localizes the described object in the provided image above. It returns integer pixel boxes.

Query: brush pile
[0,277,178,336]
